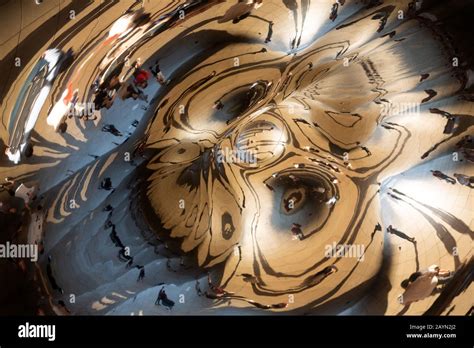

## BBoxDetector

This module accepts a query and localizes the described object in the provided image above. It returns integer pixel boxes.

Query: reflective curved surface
[0,0,473,315]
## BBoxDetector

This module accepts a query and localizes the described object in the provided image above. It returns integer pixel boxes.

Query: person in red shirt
[133,69,149,88]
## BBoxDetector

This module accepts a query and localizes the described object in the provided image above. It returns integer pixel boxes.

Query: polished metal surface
[0,0,472,315]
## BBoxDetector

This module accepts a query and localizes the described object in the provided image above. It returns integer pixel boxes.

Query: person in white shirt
[398,265,452,306]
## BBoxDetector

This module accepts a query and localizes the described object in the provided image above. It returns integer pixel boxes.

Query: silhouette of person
[137,266,145,282]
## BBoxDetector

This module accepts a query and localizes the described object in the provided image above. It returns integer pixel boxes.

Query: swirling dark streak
[391,189,474,238]
[389,191,461,268]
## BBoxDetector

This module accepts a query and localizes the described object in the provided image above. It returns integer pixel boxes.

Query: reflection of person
[149,61,170,85]
[291,223,303,240]
[93,75,121,110]
[240,273,258,284]
[155,287,165,305]
[94,89,114,109]
[101,124,123,136]
[99,178,114,191]
[14,183,38,208]
[453,173,474,188]
[455,136,474,163]
[195,280,203,296]
[155,286,175,309]
[398,265,453,306]
[386,225,416,243]
[133,69,149,88]
[431,170,456,185]
[136,265,145,282]
[124,83,148,101]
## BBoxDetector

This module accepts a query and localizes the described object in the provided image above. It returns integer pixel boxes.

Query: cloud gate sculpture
[0,0,472,317]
